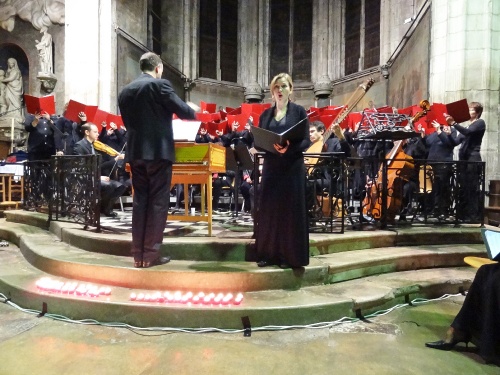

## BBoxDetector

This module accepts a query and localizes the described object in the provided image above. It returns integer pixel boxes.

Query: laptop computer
[481,227,500,261]
[172,119,201,142]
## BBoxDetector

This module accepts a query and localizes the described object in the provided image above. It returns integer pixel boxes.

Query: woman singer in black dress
[254,73,311,269]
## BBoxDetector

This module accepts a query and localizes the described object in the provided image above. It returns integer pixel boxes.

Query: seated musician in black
[424,120,457,219]
[54,103,88,156]
[99,121,131,192]
[219,116,254,148]
[73,123,127,217]
[399,127,427,220]
[306,121,350,217]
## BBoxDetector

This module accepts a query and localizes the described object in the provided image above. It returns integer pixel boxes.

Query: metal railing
[24,155,101,230]
[254,153,486,233]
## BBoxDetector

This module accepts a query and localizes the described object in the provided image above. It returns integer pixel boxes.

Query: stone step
[1,219,486,292]
[0,241,476,329]
[3,211,484,262]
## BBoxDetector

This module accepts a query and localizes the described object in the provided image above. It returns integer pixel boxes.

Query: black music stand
[356,111,420,228]
[225,143,254,218]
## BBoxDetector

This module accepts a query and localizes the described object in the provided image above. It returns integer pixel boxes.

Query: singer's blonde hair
[269,73,293,93]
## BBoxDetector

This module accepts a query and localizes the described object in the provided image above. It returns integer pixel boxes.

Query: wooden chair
[0,174,24,210]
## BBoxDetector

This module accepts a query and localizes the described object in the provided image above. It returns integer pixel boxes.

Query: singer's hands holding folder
[273,140,289,154]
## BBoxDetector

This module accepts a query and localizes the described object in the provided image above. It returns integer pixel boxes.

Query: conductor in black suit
[118,52,197,268]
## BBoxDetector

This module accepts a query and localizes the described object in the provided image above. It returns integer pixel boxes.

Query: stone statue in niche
[35,27,53,75]
[0,70,8,114]
[0,57,23,121]
[0,57,26,149]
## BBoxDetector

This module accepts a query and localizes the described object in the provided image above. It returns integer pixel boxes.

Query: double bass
[362,100,430,222]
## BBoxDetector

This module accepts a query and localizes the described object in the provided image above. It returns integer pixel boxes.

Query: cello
[363,100,430,222]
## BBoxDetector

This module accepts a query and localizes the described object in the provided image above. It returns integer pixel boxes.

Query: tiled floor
[99,207,254,237]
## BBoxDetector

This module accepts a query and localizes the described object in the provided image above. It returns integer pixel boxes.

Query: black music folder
[252,118,308,154]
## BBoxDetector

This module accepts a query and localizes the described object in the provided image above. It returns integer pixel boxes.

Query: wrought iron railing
[254,153,486,233]
[24,155,101,230]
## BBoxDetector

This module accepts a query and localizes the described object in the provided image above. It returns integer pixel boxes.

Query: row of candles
[35,278,111,297]
[35,278,244,306]
[129,291,244,305]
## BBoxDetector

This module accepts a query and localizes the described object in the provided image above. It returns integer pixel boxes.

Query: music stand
[225,142,254,218]
[355,111,420,229]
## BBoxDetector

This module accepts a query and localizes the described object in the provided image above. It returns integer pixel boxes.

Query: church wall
[387,9,430,109]
[115,1,148,48]
[330,76,386,112]
[190,80,246,109]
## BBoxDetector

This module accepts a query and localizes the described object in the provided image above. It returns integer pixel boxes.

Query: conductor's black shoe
[257,261,269,267]
[133,260,143,268]
[104,211,117,217]
[142,256,171,268]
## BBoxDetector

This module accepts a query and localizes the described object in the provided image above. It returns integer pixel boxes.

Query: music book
[227,114,247,132]
[107,113,124,127]
[200,101,217,113]
[196,112,221,122]
[241,103,271,116]
[430,99,471,124]
[91,109,109,130]
[65,100,98,123]
[226,107,241,115]
[172,119,202,141]
[481,227,500,261]
[347,112,363,130]
[203,120,229,137]
[24,94,56,115]
[252,118,308,154]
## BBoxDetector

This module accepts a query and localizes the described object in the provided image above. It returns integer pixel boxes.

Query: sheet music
[172,119,201,141]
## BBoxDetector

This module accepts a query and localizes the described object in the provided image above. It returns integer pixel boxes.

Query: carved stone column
[244,82,264,103]
[313,75,333,107]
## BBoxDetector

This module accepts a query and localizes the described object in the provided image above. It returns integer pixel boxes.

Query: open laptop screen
[481,228,500,261]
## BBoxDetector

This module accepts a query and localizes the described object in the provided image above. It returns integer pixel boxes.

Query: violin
[93,140,121,157]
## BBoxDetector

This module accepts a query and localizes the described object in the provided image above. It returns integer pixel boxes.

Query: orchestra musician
[73,123,127,217]
[446,102,486,222]
[425,120,457,220]
[306,121,350,218]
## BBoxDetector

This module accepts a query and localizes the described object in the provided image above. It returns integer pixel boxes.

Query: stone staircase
[0,210,487,329]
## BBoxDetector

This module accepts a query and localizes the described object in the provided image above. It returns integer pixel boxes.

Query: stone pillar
[429,0,500,181]
[239,0,260,87]
[330,0,343,80]
[64,1,101,105]
[244,82,264,103]
[313,75,333,107]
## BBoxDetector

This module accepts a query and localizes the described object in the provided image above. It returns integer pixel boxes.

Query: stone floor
[0,294,498,374]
